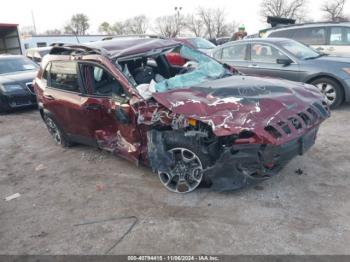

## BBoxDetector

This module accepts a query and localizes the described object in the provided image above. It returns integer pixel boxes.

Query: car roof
[50,38,181,59]
[265,21,350,33]
[27,46,52,52]
[221,37,292,46]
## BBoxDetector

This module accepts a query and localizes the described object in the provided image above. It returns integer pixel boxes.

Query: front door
[77,62,141,163]
[243,43,300,82]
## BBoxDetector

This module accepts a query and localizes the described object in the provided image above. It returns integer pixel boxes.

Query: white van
[264,22,350,57]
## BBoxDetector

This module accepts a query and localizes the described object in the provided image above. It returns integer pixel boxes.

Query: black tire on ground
[311,77,344,109]
[164,132,213,188]
[43,114,72,148]
[0,102,10,114]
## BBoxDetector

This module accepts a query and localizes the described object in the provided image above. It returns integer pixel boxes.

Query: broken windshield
[115,45,232,99]
[154,46,228,92]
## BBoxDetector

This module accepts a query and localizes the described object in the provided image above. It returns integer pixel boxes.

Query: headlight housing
[0,84,24,93]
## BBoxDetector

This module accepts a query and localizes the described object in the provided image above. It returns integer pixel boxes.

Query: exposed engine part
[184,130,208,138]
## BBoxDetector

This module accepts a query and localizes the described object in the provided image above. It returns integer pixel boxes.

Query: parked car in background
[26,46,52,64]
[263,22,350,57]
[173,37,216,55]
[210,37,232,46]
[166,37,217,66]
[213,38,350,108]
[34,38,329,193]
[0,55,38,112]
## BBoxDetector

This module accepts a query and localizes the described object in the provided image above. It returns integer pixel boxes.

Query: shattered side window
[154,46,226,92]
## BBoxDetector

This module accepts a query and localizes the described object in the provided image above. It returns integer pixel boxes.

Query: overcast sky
[1,0,349,35]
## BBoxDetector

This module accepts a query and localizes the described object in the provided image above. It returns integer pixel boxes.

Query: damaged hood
[152,75,328,144]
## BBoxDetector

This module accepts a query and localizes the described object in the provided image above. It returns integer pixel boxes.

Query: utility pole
[31,10,37,35]
[174,6,182,37]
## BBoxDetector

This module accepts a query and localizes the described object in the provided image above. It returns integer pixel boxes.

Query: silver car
[212,38,350,108]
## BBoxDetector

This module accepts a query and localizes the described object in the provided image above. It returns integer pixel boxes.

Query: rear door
[243,42,300,81]
[328,26,350,57]
[43,60,89,140]
[217,43,250,71]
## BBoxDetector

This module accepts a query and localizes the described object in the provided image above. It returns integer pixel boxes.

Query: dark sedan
[0,55,38,113]
[212,38,350,108]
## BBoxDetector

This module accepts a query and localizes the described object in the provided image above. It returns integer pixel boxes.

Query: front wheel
[0,102,10,114]
[311,78,344,109]
[158,135,212,193]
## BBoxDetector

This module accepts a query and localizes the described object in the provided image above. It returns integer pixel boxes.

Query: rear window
[49,61,80,93]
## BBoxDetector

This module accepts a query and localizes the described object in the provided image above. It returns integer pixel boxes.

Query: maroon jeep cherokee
[34,38,330,193]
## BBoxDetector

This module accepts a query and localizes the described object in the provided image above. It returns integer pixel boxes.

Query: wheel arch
[305,74,348,102]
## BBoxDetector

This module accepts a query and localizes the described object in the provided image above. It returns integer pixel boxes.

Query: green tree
[64,13,90,35]
[98,22,112,34]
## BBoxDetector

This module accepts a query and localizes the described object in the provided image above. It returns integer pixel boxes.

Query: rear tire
[311,77,344,109]
[43,114,72,148]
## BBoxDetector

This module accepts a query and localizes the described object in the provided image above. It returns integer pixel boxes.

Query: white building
[21,34,111,50]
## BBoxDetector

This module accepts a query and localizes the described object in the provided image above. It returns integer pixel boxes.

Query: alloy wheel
[316,82,336,106]
[158,148,203,193]
[45,117,62,145]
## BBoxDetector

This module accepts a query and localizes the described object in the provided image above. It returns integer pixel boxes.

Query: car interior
[251,44,288,63]
[117,49,194,87]
[79,64,125,97]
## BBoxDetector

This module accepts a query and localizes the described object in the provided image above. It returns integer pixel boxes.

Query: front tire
[44,115,72,148]
[158,134,212,193]
[0,101,10,114]
[311,77,344,109]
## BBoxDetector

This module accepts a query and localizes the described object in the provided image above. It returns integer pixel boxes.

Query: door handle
[316,47,324,51]
[248,64,259,68]
[44,95,55,100]
[83,103,102,110]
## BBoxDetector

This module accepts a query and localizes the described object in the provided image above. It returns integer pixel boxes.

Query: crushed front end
[148,75,330,192]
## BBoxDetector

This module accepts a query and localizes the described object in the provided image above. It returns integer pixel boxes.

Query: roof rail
[49,44,109,56]
[102,34,165,41]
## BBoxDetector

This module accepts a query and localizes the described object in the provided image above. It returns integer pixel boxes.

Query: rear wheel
[158,135,212,193]
[44,115,72,148]
[311,77,344,109]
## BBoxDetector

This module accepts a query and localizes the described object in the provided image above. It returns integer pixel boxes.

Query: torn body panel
[152,75,330,145]
[147,126,319,192]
